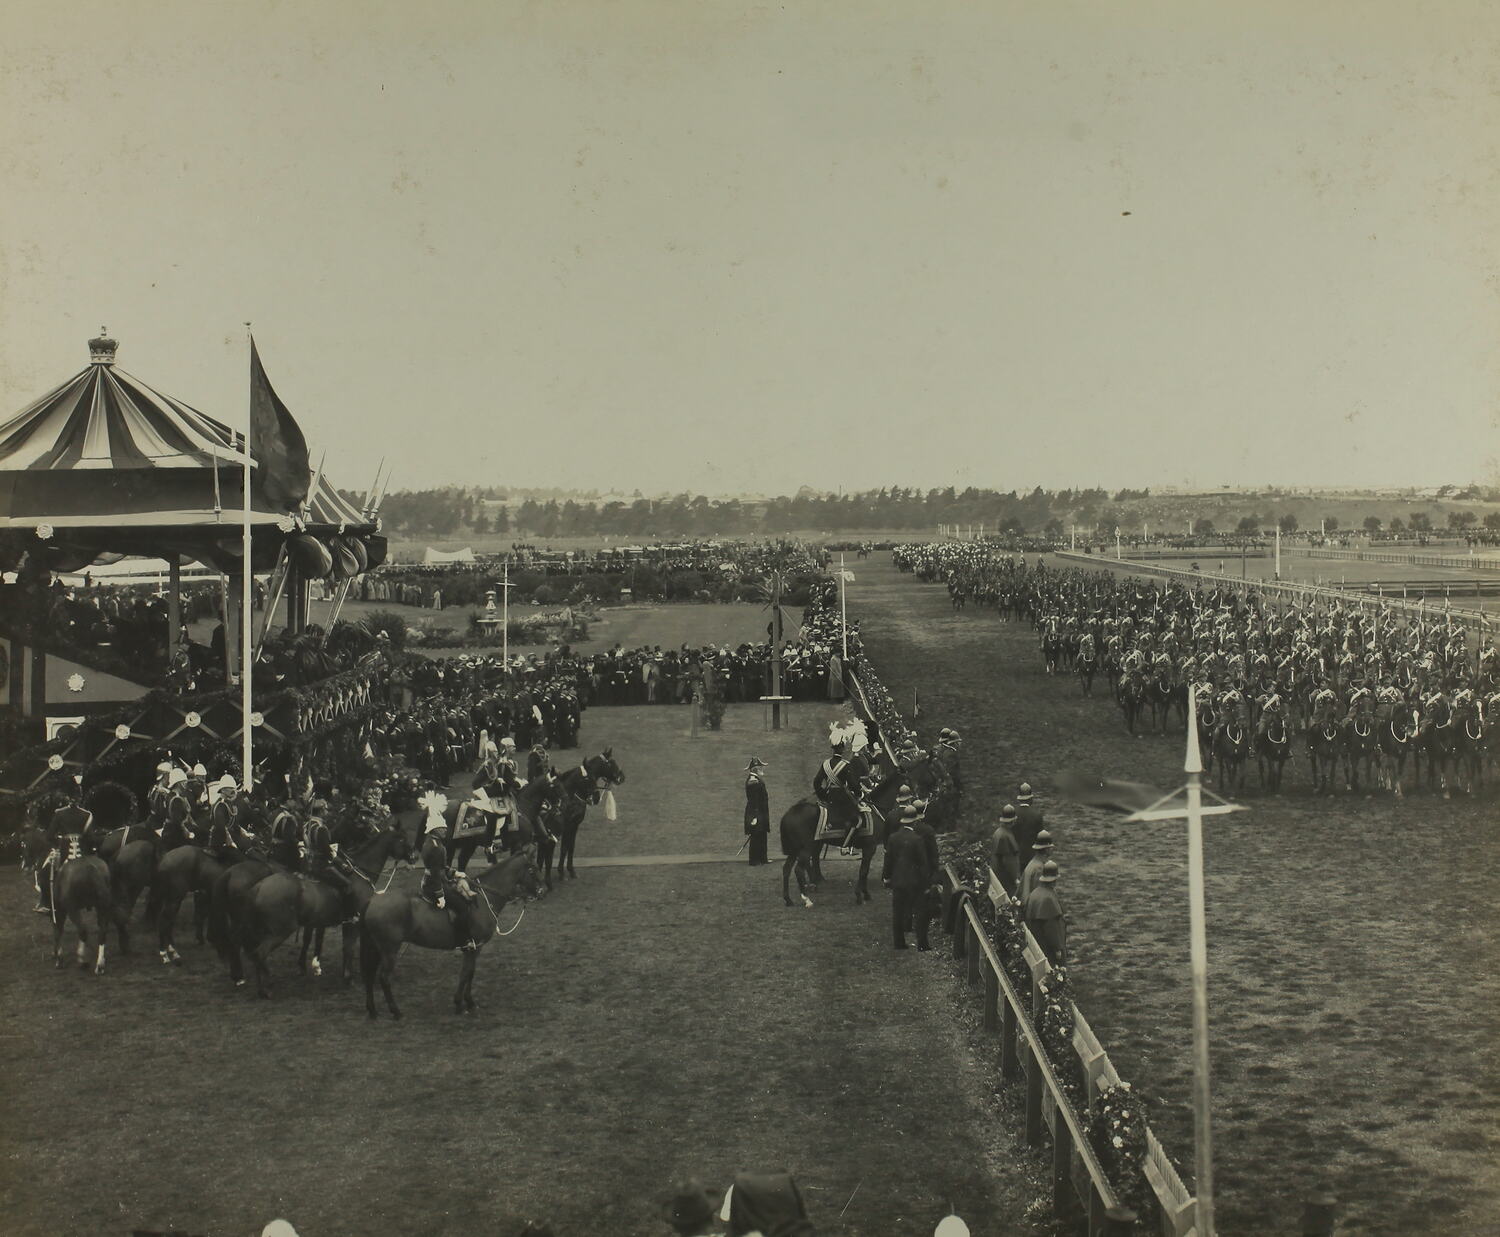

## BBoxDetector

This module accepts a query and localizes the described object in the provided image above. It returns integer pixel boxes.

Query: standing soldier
[1014,782,1046,873]
[1018,829,1055,907]
[1023,860,1067,965]
[743,757,770,866]
[989,803,1022,898]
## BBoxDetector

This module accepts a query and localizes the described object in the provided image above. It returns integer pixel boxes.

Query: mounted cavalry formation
[21,742,625,1015]
[897,542,1497,799]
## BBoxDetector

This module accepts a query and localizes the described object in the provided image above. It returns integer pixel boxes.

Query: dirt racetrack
[0,691,1038,1237]
[853,555,1500,1236]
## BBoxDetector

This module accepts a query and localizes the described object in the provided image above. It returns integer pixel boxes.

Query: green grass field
[0,601,1044,1237]
[851,557,1500,1236]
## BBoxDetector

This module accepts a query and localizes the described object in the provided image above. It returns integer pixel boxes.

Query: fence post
[983,962,999,1032]
[1052,1113,1077,1223]
[1001,997,1021,1079]
[1101,1206,1138,1235]
[966,923,982,986]
[1025,1041,1045,1147]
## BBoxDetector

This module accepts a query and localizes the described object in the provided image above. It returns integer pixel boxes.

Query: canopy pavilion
[0,329,385,727]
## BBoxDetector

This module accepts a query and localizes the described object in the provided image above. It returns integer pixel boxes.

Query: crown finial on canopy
[88,327,118,365]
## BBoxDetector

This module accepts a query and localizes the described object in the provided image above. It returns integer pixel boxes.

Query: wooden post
[167,556,181,665]
[966,922,982,986]
[1001,999,1020,1079]
[983,963,999,1031]
[1025,1043,1045,1146]
[1052,1117,1075,1221]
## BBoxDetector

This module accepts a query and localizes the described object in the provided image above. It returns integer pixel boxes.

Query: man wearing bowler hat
[1014,781,1046,871]
[1018,829,1055,907]
[882,804,933,950]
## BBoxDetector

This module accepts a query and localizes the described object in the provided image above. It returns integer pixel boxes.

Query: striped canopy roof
[0,333,373,538]
[0,352,250,474]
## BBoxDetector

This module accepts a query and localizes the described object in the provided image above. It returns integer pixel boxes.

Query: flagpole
[1183,685,1215,1236]
[241,325,255,794]
[839,553,849,663]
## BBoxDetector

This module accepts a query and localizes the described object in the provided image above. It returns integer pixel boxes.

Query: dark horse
[151,845,227,964]
[1212,718,1251,795]
[1255,716,1293,792]
[1076,634,1099,698]
[549,749,627,880]
[21,828,130,973]
[361,850,544,1019]
[1307,720,1343,794]
[1375,708,1417,798]
[238,819,416,998]
[778,767,904,907]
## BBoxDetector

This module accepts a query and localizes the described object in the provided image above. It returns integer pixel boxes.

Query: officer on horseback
[207,776,257,865]
[305,802,359,924]
[419,800,480,951]
[268,801,303,869]
[36,785,94,914]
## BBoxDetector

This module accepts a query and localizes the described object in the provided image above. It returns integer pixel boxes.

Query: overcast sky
[3,1,1496,497]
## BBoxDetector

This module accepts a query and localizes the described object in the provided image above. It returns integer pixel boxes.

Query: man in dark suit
[882,805,933,950]
[743,756,770,866]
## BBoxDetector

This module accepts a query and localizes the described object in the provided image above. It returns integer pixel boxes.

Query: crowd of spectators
[356,539,830,610]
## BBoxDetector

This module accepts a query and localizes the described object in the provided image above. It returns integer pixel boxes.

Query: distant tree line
[349,484,1500,541]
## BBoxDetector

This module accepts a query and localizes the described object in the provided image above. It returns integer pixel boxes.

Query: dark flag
[249,338,311,510]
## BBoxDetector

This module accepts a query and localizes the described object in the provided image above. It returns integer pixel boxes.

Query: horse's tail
[205,867,232,957]
[359,914,383,996]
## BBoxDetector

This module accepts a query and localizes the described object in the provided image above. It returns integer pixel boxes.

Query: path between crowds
[0,698,1038,1237]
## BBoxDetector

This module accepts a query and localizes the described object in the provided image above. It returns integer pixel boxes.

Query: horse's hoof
[310,959,322,977]
[235,979,247,988]
[801,897,814,909]
[160,952,171,965]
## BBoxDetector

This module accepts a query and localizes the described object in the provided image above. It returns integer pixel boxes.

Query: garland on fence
[948,852,1166,1228]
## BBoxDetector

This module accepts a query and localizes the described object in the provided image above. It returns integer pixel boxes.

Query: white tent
[423,546,477,564]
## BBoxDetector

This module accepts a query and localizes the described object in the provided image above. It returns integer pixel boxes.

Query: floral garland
[1085,1081,1159,1227]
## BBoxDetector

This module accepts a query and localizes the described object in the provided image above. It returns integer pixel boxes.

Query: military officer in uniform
[304,804,358,923]
[743,756,770,866]
[268,801,303,870]
[420,811,480,951]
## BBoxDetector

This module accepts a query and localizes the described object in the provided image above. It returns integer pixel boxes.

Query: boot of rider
[34,861,54,913]
[453,893,479,952]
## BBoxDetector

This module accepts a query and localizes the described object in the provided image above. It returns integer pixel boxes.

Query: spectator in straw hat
[1018,829,1055,906]
[1023,860,1067,965]
[989,804,1021,897]
[663,1178,723,1237]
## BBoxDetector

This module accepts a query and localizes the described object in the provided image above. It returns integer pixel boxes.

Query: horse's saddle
[811,801,873,845]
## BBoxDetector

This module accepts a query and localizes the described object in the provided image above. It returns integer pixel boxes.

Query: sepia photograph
[1,3,1496,1235]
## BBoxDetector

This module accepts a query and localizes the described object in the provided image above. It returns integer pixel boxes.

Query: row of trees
[358,485,1500,541]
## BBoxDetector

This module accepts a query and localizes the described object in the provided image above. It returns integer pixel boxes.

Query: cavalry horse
[1341,710,1379,793]
[151,845,227,963]
[1117,669,1148,737]
[1375,707,1418,798]
[512,775,564,888]
[237,819,416,998]
[549,749,627,880]
[778,767,904,908]
[22,827,131,973]
[1040,616,1063,676]
[1254,714,1293,792]
[1076,632,1099,698]
[1416,697,1457,798]
[1306,719,1343,794]
[1212,717,1252,795]
[360,849,544,1019]
[1450,696,1486,795]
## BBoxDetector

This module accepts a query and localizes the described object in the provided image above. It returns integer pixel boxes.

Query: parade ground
[0,609,1035,1237]
[852,557,1500,1235]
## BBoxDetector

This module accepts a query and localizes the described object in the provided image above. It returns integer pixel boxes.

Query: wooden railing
[941,863,1161,1236]
[1305,547,1500,571]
